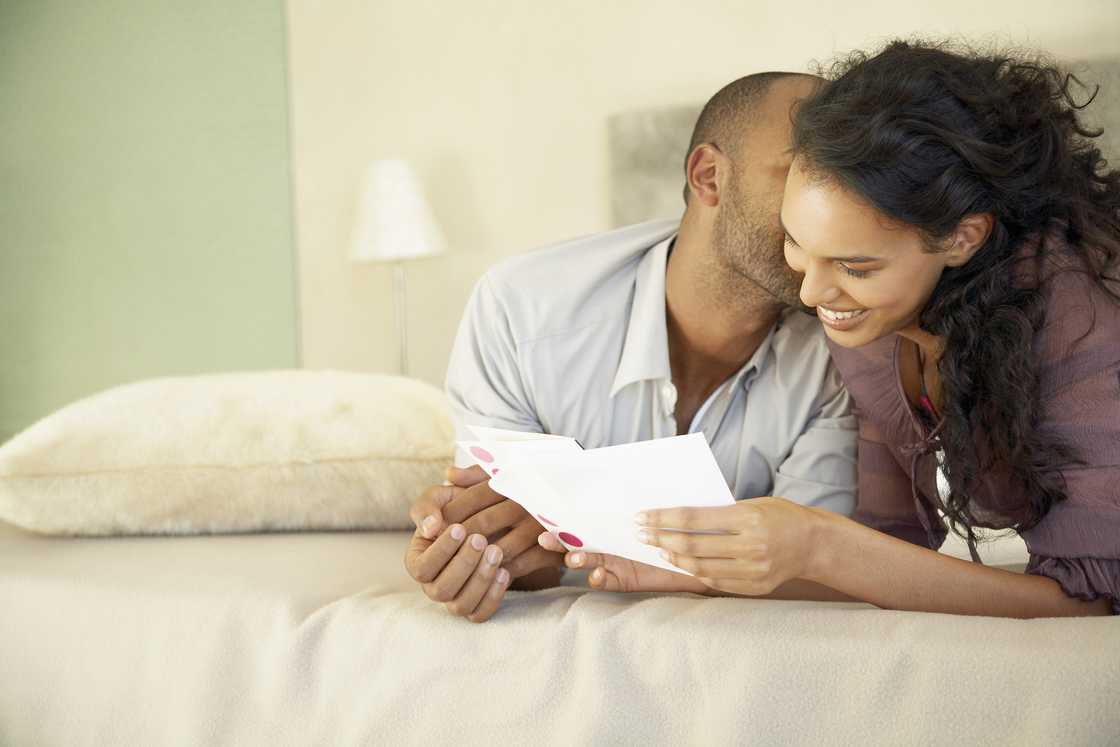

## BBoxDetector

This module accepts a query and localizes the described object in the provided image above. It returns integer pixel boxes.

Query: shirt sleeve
[445,274,543,467]
[1017,267,1120,613]
[771,364,859,516]
[848,416,946,550]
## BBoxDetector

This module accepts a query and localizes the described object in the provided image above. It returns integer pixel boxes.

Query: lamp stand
[392,261,409,376]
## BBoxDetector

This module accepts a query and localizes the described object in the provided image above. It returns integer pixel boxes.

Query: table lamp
[349,159,447,375]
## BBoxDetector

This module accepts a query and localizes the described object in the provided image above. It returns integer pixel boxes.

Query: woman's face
[780,156,951,348]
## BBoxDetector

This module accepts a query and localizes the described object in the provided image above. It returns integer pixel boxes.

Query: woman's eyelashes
[784,233,873,279]
[839,264,871,279]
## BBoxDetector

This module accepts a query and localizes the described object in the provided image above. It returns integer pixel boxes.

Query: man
[403,72,856,622]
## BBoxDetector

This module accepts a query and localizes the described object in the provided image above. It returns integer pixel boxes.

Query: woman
[542,40,1120,617]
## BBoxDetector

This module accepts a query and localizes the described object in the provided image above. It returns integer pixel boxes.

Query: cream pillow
[0,371,454,535]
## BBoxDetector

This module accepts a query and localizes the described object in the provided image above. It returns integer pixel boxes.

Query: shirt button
[660,382,677,415]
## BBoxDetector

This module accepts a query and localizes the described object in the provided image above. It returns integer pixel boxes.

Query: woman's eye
[839,264,871,279]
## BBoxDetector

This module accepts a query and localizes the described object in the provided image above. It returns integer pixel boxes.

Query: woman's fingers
[564,550,609,570]
[564,551,626,591]
[588,565,624,591]
[637,527,748,559]
[636,505,740,531]
[658,554,752,578]
[537,531,565,552]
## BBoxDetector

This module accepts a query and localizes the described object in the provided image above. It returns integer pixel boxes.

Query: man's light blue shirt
[446,220,857,514]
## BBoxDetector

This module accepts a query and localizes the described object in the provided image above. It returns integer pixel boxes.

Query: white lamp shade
[349,159,447,263]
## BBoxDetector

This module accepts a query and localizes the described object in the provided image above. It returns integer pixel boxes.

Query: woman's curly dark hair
[790,39,1120,541]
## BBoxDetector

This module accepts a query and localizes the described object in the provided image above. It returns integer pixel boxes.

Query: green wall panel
[0,0,298,442]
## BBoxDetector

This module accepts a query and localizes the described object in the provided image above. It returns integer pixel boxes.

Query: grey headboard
[608,57,1120,227]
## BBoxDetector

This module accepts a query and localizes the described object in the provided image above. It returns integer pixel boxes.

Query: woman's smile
[816,305,870,331]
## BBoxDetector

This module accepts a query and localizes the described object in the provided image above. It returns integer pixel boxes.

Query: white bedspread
[1,521,1117,745]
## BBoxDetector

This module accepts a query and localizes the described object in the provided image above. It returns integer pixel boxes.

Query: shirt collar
[609,239,788,399]
[609,234,675,398]
[733,313,781,390]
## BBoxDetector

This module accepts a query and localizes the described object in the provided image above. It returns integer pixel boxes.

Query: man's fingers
[409,484,460,538]
[495,517,546,561]
[425,533,488,603]
[447,464,489,488]
[407,524,468,583]
[444,543,504,618]
[442,482,507,526]
[466,568,512,623]
[502,545,563,579]
[461,499,529,537]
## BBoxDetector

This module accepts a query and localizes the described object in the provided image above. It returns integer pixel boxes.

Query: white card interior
[456,428,735,576]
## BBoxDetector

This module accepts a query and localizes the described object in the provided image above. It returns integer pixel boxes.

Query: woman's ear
[684,144,726,208]
[944,213,994,267]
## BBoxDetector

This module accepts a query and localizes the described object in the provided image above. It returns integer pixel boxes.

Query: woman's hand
[537,532,708,594]
[635,497,825,596]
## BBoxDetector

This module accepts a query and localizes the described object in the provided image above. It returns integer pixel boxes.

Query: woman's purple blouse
[826,239,1120,614]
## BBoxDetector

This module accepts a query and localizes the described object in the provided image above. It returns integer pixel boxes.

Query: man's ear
[685,144,726,208]
[944,213,994,267]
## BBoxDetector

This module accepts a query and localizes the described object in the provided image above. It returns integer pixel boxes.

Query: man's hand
[407,465,489,541]
[404,465,564,622]
[405,523,512,623]
[537,531,707,594]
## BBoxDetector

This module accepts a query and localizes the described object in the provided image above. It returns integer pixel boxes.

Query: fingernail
[470,534,486,551]
[637,529,651,544]
[591,568,603,583]
[570,552,585,567]
[635,512,648,525]
[450,524,465,541]
[485,546,501,565]
[497,568,510,585]
[422,515,438,537]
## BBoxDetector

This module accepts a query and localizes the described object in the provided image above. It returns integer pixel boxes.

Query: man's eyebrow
[779,215,883,264]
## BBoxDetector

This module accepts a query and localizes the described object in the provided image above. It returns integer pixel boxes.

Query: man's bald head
[681,72,821,309]
[684,72,820,203]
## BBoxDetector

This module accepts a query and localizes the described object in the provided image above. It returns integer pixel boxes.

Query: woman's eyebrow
[779,215,882,264]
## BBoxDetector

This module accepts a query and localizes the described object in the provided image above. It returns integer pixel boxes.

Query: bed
[2,518,1118,745]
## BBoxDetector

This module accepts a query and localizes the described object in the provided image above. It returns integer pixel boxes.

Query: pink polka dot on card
[491,468,500,475]
[558,532,583,548]
[469,446,494,463]
[536,514,557,526]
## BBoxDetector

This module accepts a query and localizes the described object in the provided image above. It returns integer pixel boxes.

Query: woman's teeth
[818,307,868,322]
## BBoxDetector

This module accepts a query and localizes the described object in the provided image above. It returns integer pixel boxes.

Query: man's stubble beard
[712,179,806,310]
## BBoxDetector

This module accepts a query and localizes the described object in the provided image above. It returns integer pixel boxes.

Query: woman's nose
[798,264,837,309]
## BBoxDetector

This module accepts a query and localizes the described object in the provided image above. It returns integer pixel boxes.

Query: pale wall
[286,0,1120,387]
[0,0,298,442]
